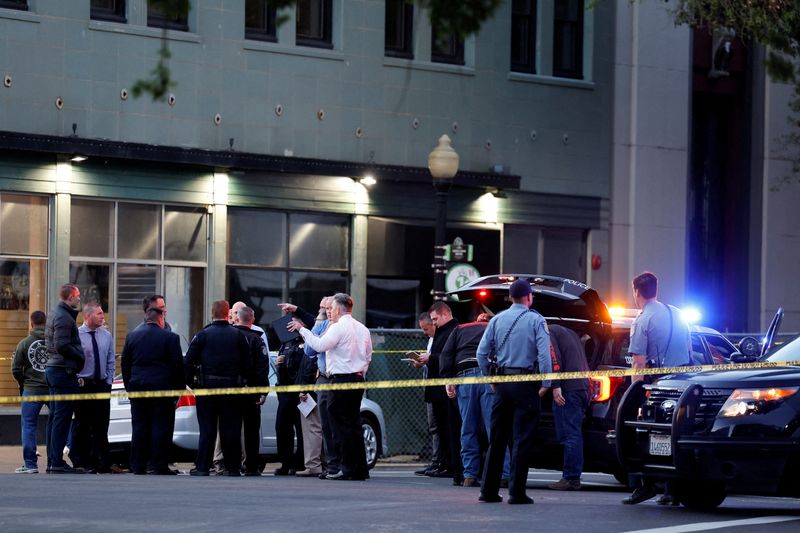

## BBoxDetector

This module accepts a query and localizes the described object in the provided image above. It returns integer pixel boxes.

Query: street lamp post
[428,134,459,301]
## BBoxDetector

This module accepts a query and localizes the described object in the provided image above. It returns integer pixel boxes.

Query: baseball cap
[508,279,532,298]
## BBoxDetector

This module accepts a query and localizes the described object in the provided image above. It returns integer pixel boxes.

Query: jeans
[21,391,47,469]
[45,367,79,469]
[553,389,589,480]
[455,368,510,479]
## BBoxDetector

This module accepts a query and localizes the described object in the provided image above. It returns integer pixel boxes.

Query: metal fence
[366,329,432,462]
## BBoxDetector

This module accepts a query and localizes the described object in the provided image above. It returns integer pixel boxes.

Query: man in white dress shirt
[289,293,372,481]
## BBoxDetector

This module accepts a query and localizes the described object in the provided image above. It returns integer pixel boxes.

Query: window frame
[147,0,189,32]
[295,0,333,49]
[384,0,414,59]
[0,0,27,11]
[552,0,584,79]
[245,0,277,43]
[510,0,537,74]
[90,0,126,23]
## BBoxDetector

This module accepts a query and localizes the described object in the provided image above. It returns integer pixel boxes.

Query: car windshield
[763,335,800,364]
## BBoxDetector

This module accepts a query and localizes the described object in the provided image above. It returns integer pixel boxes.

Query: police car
[107,353,388,470]
[448,274,743,482]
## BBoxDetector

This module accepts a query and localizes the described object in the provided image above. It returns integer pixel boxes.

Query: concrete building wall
[0,0,615,201]
[609,0,691,307]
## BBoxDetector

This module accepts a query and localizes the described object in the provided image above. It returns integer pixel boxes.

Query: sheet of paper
[297,395,317,418]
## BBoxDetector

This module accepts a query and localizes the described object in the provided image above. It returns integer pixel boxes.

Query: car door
[259,354,280,455]
[700,333,737,365]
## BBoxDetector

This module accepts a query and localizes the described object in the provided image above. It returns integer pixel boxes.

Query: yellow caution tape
[2,359,799,404]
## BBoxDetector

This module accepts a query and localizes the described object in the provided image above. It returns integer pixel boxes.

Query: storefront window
[71,199,114,258]
[164,266,205,351]
[0,194,48,257]
[164,206,207,262]
[228,209,286,267]
[118,203,160,260]
[289,213,349,269]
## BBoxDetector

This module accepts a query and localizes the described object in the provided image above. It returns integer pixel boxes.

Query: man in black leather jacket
[44,283,85,474]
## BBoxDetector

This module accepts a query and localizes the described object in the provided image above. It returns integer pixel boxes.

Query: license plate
[649,433,671,456]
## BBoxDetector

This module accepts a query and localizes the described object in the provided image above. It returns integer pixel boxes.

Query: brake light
[590,376,623,403]
[176,394,196,409]
[478,290,487,298]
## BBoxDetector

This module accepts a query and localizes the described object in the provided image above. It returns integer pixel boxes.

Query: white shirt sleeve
[299,322,343,353]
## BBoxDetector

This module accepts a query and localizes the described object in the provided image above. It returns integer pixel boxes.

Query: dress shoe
[622,486,656,505]
[414,464,435,476]
[319,471,331,479]
[326,471,345,480]
[295,468,323,477]
[429,468,453,478]
[548,478,581,491]
[110,464,127,474]
[189,468,209,476]
[273,467,295,476]
[478,493,503,503]
[452,476,464,486]
[73,466,97,474]
[656,494,679,506]
[47,465,84,474]
[463,477,480,488]
[508,495,534,505]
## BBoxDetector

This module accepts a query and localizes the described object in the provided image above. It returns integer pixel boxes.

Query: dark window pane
[385,0,413,58]
[0,259,47,311]
[148,0,188,31]
[227,268,285,349]
[118,203,160,260]
[511,0,536,73]
[542,228,585,282]
[289,213,348,269]
[228,209,286,267]
[91,0,126,22]
[245,0,276,42]
[289,271,348,319]
[70,262,111,311]
[164,206,207,262]
[366,278,420,328]
[296,0,332,48]
[431,27,464,65]
[70,199,114,258]
[0,1,27,11]
[0,193,48,256]
[553,0,583,79]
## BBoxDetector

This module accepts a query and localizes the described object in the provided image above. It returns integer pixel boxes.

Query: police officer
[623,271,692,505]
[235,305,269,476]
[121,301,185,475]
[476,279,553,504]
[185,300,250,476]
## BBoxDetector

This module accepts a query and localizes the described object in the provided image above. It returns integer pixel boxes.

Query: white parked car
[108,355,388,469]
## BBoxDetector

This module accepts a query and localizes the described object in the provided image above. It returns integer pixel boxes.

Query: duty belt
[496,367,535,376]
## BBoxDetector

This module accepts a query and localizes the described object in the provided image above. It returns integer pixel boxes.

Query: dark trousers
[196,395,242,474]
[242,397,262,472]
[130,397,176,474]
[429,398,451,470]
[481,381,540,498]
[275,392,304,470]
[446,397,463,478]
[317,375,340,474]
[70,380,112,470]
[328,374,368,478]
[45,367,79,469]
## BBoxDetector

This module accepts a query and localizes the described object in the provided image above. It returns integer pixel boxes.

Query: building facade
[0,0,615,397]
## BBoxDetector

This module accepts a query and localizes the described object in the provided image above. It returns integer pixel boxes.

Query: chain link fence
[367,329,433,463]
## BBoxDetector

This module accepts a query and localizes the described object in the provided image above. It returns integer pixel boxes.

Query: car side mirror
[731,352,756,364]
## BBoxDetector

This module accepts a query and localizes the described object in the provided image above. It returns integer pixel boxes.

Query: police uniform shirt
[629,301,691,368]
[476,302,553,386]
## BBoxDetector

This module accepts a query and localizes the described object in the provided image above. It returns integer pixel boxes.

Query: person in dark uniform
[546,324,589,491]
[476,279,554,504]
[428,301,461,485]
[185,300,250,477]
[121,301,185,475]
[235,305,269,476]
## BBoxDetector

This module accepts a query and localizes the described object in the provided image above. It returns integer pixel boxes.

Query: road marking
[622,516,800,533]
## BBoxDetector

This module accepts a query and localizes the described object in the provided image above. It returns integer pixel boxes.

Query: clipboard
[271,313,301,344]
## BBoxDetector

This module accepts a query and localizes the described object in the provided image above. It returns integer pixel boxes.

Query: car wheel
[361,414,381,470]
[676,481,726,510]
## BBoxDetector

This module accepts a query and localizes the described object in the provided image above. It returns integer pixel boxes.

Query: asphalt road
[1,447,800,533]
